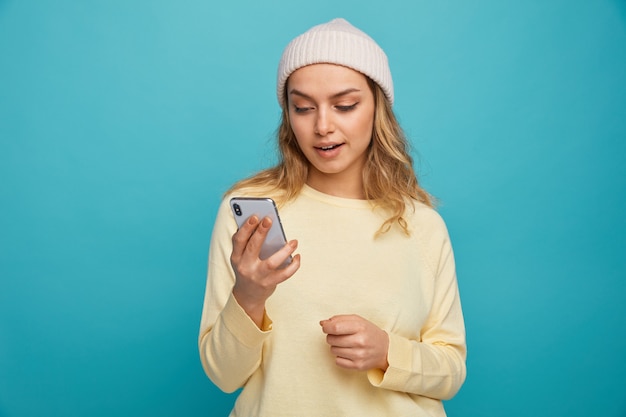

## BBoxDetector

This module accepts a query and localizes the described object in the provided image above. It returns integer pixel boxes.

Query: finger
[268,252,301,286]
[326,333,359,348]
[240,216,273,261]
[264,239,299,270]
[330,345,362,361]
[320,315,362,335]
[334,356,358,370]
[328,345,370,370]
[328,340,385,371]
[231,215,260,260]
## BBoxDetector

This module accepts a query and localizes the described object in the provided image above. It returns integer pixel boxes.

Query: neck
[306,171,366,200]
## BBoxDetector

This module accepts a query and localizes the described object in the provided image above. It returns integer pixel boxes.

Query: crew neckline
[301,184,373,209]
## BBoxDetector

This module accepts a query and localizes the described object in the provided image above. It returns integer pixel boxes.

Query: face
[287,63,375,198]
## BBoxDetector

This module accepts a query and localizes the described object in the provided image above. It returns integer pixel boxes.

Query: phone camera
[233,203,242,216]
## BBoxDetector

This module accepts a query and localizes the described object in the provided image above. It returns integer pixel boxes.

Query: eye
[293,105,312,114]
[336,103,358,112]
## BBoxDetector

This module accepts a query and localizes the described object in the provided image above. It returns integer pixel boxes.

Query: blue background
[1,1,625,416]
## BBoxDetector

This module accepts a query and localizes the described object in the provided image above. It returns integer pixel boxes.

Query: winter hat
[276,18,394,106]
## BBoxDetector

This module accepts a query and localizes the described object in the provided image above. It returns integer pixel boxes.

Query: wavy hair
[227,78,432,236]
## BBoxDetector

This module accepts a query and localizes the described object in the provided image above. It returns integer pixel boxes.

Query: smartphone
[229,197,292,266]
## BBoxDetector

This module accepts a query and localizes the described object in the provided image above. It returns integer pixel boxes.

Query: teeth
[321,145,337,150]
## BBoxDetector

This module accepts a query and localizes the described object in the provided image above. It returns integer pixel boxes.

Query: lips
[313,142,344,159]
[315,143,343,151]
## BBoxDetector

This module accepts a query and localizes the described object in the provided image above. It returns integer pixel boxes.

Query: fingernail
[261,217,272,228]
[248,216,258,225]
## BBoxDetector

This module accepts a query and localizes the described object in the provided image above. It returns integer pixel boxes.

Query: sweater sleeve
[198,198,272,393]
[367,213,467,399]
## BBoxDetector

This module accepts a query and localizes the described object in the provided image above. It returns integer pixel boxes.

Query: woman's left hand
[320,315,389,372]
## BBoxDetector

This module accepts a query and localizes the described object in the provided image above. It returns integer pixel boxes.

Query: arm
[198,199,265,392]
[321,265,465,400]
[368,220,467,399]
[198,198,300,393]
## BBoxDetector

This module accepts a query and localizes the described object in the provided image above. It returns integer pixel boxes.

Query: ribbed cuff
[222,293,273,349]
[367,332,412,389]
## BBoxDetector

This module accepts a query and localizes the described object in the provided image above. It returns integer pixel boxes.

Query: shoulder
[403,200,455,275]
[404,200,452,252]
[405,200,448,233]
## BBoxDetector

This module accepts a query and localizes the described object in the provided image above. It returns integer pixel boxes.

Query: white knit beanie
[276,18,394,107]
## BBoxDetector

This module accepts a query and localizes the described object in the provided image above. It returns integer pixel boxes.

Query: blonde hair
[227,79,432,236]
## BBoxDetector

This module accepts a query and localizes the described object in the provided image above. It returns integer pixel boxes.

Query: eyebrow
[288,87,361,100]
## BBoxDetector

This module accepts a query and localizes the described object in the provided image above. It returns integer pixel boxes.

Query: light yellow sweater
[199,185,466,416]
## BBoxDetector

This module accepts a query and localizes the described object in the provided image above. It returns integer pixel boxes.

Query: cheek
[289,116,311,144]
[354,111,375,139]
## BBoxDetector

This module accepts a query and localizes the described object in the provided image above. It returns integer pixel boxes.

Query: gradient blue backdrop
[1,1,625,416]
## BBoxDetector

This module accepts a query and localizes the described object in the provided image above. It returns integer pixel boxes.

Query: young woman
[199,18,466,416]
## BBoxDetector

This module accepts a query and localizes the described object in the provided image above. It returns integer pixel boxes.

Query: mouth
[315,143,343,152]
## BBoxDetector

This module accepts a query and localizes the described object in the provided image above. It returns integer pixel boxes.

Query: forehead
[287,63,370,91]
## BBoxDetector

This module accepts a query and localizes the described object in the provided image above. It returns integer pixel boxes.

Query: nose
[314,108,334,136]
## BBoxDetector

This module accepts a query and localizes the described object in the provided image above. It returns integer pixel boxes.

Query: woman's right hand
[230,215,301,328]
